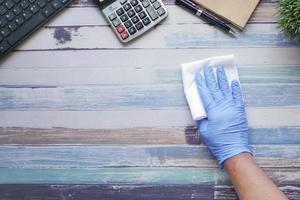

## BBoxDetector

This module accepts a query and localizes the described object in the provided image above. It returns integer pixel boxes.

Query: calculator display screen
[99,0,117,9]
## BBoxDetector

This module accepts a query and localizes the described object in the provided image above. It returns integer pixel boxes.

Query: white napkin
[181,55,240,120]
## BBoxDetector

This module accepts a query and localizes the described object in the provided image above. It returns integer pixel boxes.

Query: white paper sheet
[181,55,240,120]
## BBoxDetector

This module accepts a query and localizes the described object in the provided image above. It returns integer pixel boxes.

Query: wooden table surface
[0,0,300,199]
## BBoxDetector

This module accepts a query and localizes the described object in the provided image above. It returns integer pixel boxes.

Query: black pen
[176,0,236,36]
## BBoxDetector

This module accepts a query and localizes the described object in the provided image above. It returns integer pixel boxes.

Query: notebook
[194,0,260,29]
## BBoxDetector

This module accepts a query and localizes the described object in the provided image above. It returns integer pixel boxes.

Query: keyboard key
[134,5,142,13]
[22,10,32,19]
[0,41,10,53]
[129,0,138,6]
[5,0,15,9]
[30,5,40,14]
[149,0,156,3]
[112,18,121,27]
[142,16,151,25]
[124,20,132,28]
[5,11,15,21]
[0,18,7,27]
[29,0,36,3]
[153,1,161,9]
[157,7,165,16]
[116,24,125,33]
[7,13,45,45]
[20,0,30,9]
[128,26,136,35]
[123,3,131,11]
[120,0,127,4]
[51,0,62,9]
[116,8,124,16]
[141,0,150,8]
[131,15,139,23]
[120,13,128,22]
[135,21,143,30]
[146,5,158,20]
[37,0,47,7]
[15,16,24,25]
[109,13,117,20]
[1,28,10,37]
[127,9,135,17]
[138,11,146,19]
[14,0,21,3]
[42,5,54,17]
[12,5,22,15]
[8,22,17,31]
[0,6,7,15]
[120,31,128,40]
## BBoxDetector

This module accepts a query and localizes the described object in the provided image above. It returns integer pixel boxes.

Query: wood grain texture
[0,184,214,200]
[1,108,300,128]
[1,145,299,168]
[214,185,300,200]
[0,127,300,145]
[0,168,298,184]
[0,84,299,110]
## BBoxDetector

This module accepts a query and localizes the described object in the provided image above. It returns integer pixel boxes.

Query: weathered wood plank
[46,3,276,27]
[1,48,299,69]
[0,145,299,168]
[0,65,299,86]
[14,24,295,50]
[69,0,278,7]
[0,127,299,145]
[0,84,299,110]
[0,184,214,200]
[214,185,300,200]
[0,108,299,128]
[0,168,298,184]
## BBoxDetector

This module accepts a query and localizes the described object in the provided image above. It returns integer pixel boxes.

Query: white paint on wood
[0,108,299,128]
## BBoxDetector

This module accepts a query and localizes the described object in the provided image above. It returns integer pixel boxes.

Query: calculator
[98,0,168,43]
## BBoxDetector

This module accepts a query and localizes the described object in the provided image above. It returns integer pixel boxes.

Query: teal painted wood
[0,168,298,184]
[0,84,299,110]
[157,66,300,84]
[0,145,299,168]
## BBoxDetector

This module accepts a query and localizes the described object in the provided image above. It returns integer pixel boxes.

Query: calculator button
[120,13,128,22]
[124,20,133,28]
[109,13,117,20]
[127,9,135,17]
[141,0,150,8]
[153,1,161,9]
[116,24,125,33]
[135,21,144,30]
[134,5,142,13]
[142,17,151,25]
[128,26,136,35]
[130,0,138,6]
[150,0,156,3]
[123,3,131,11]
[146,6,158,20]
[120,31,129,40]
[116,8,124,16]
[112,18,121,27]
[138,11,146,19]
[120,0,127,4]
[157,7,165,16]
[131,15,139,23]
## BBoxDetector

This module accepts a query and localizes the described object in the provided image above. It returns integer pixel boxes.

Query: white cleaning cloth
[181,55,240,120]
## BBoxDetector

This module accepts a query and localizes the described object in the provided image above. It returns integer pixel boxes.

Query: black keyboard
[0,0,73,58]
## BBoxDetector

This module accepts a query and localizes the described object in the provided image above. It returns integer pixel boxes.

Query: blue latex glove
[195,65,252,167]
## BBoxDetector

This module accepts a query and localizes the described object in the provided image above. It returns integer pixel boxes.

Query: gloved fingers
[195,71,214,109]
[231,80,245,110]
[216,66,231,98]
[204,65,223,102]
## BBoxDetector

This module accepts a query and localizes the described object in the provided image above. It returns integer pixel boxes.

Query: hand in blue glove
[195,65,252,167]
